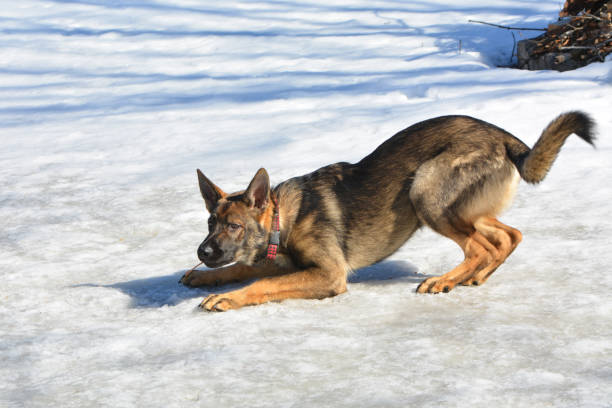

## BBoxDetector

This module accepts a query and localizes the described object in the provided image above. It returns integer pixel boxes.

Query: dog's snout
[198,240,219,263]
[197,245,211,261]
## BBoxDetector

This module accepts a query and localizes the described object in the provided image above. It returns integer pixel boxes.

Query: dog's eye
[227,223,242,232]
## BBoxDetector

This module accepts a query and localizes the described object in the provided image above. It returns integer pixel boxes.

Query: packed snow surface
[1,1,611,407]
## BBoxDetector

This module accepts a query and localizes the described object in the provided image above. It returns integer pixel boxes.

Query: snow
[1,0,611,407]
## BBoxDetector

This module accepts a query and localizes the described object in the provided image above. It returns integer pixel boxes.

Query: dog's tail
[505,111,596,184]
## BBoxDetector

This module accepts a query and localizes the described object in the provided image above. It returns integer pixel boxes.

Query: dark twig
[179,261,204,283]
[468,20,547,31]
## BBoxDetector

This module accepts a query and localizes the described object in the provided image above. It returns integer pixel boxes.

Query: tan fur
[461,167,520,222]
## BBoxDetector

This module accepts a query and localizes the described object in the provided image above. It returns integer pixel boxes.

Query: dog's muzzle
[197,239,228,267]
[198,245,213,260]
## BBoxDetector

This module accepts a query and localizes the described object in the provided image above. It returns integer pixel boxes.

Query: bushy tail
[508,111,596,184]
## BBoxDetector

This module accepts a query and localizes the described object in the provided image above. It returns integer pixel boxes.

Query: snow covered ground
[1,1,611,407]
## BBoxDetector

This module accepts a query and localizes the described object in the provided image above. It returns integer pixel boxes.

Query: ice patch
[1,1,612,407]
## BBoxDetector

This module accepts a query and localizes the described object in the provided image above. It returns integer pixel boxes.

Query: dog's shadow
[74,271,207,308]
[77,260,424,308]
[348,260,423,285]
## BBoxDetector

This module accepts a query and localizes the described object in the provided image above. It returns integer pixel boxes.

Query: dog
[180,112,595,311]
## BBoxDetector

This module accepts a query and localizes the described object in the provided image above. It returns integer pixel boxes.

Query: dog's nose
[198,244,214,262]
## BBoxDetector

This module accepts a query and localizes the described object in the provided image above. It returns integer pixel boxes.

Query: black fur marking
[295,188,323,224]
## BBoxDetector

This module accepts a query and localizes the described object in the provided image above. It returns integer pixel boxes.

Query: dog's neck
[265,194,280,260]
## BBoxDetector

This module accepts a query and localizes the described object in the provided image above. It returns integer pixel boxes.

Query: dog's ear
[197,169,226,212]
[244,168,270,210]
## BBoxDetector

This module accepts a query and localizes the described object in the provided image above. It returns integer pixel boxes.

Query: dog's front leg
[180,263,286,288]
[199,265,347,312]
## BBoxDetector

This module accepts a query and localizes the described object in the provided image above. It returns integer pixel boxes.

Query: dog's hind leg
[460,217,522,286]
[416,224,496,293]
[411,151,520,293]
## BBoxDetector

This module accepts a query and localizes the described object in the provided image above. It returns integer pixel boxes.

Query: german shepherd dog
[180,112,595,311]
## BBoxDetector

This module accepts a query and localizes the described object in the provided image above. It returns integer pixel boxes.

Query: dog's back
[276,113,595,275]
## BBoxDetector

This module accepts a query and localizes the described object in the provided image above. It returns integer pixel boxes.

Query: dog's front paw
[416,276,456,294]
[199,293,243,312]
[180,269,219,287]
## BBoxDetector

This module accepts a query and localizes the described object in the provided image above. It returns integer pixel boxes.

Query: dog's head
[196,168,272,268]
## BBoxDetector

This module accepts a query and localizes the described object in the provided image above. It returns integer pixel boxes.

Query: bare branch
[582,13,603,21]
[468,20,547,31]
[559,38,612,50]
[468,20,546,31]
